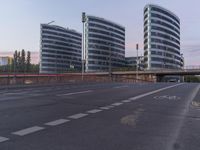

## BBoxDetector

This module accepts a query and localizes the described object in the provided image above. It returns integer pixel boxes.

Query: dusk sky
[0,0,200,65]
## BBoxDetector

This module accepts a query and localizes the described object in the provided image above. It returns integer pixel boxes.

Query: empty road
[0,82,200,150]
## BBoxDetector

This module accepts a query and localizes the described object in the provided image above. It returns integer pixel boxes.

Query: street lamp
[136,44,139,82]
[82,12,86,81]
[109,43,112,79]
[47,21,55,25]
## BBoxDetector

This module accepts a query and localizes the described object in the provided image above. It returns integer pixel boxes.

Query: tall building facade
[84,14,125,72]
[125,56,144,70]
[40,24,82,73]
[144,4,182,70]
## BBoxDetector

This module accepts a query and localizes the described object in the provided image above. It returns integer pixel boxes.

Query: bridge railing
[184,66,200,70]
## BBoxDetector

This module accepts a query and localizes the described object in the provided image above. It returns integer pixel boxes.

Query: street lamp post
[47,21,55,25]
[82,12,86,81]
[109,43,112,80]
[136,44,139,82]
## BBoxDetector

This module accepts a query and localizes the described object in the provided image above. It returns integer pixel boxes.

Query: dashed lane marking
[121,100,131,103]
[12,126,45,136]
[112,102,123,106]
[87,109,102,114]
[57,90,93,96]
[100,106,110,110]
[0,136,9,143]
[107,105,115,108]
[45,119,70,126]
[68,113,88,119]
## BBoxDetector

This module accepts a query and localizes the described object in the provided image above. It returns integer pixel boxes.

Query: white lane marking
[105,105,115,109]
[112,102,123,106]
[68,113,88,119]
[87,109,102,114]
[121,100,131,103]
[58,90,92,96]
[0,136,9,143]
[113,85,129,89]
[12,126,45,136]
[3,92,28,95]
[128,84,184,101]
[45,119,70,126]
[100,106,110,110]
[154,95,180,100]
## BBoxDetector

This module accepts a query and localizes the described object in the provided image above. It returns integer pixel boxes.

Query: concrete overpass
[112,69,200,82]
[112,68,200,76]
[0,68,200,86]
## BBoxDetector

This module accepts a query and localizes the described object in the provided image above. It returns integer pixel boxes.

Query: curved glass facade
[85,15,125,72]
[144,4,182,70]
[40,24,82,73]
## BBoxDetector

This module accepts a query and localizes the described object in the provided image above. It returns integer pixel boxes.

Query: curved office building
[144,4,182,70]
[85,14,125,72]
[40,24,82,73]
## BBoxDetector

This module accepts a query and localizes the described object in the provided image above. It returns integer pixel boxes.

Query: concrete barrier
[0,73,156,87]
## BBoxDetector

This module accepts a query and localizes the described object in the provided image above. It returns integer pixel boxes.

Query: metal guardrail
[184,66,200,70]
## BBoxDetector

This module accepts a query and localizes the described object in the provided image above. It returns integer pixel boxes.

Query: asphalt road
[0,82,200,150]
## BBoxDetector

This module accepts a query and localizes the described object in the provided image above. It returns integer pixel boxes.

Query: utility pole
[109,44,112,80]
[136,44,139,82]
[82,12,86,81]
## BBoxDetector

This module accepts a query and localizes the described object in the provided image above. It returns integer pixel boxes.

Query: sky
[0,0,200,65]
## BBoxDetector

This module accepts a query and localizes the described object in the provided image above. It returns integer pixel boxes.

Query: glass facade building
[144,4,183,70]
[40,24,82,73]
[125,56,144,70]
[84,15,125,72]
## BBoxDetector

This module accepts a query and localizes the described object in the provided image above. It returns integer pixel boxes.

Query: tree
[12,50,18,72]
[21,49,26,72]
[17,51,21,72]
[184,75,200,82]
[26,51,31,72]
[3,50,37,74]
